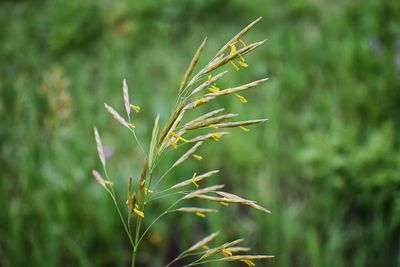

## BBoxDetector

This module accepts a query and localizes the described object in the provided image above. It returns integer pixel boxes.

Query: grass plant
[93,18,272,267]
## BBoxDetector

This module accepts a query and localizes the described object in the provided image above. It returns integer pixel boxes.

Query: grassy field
[1,0,399,266]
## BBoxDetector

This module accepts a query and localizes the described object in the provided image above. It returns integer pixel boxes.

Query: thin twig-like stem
[103,168,135,248]
[128,116,146,156]
[136,198,182,247]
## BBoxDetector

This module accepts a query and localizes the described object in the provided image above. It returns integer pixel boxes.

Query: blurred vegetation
[1,0,399,266]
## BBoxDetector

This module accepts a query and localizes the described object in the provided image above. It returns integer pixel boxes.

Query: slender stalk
[145,190,189,205]
[110,193,135,248]
[128,119,146,156]
[153,165,175,190]
[182,258,223,267]
[103,168,135,248]
[136,198,182,246]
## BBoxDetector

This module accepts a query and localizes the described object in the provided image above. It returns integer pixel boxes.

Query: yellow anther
[235,94,248,103]
[222,249,233,257]
[134,208,145,218]
[229,42,237,55]
[239,126,250,132]
[171,139,178,149]
[229,60,239,71]
[208,84,220,93]
[195,212,206,218]
[192,154,203,161]
[219,201,229,206]
[194,98,207,107]
[241,259,256,267]
[202,245,209,250]
[170,131,188,144]
[130,104,141,113]
[128,122,136,129]
[144,187,153,195]
[208,75,212,81]
[105,180,114,186]
[238,60,249,68]
[209,124,219,129]
[209,133,222,141]
[191,172,199,188]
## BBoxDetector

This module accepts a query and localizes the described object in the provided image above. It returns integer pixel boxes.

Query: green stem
[131,248,136,267]
[145,190,189,205]
[110,194,135,248]
[103,168,135,248]
[136,198,182,247]
[129,124,146,156]
[182,258,222,267]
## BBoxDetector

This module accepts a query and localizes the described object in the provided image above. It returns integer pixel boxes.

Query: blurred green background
[1,0,400,266]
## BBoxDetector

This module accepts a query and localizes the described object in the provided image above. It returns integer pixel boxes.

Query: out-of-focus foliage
[0,0,399,266]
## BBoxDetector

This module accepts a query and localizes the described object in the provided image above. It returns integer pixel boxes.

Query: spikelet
[176,207,218,214]
[158,102,185,146]
[171,170,220,189]
[186,231,220,253]
[216,191,271,213]
[206,40,266,73]
[126,176,133,205]
[205,78,269,98]
[172,141,203,168]
[212,119,268,129]
[189,70,228,97]
[92,170,106,188]
[202,239,244,259]
[183,108,224,129]
[192,195,255,204]
[184,113,239,130]
[225,246,251,253]
[246,202,272,214]
[148,114,160,171]
[179,37,207,94]
[215,191,251,202]
[93,127,106,168]
[215,17,262,57]
[184,97,214,110]
[183,185,225,199]
[186,132,229,143]
[104,103,130,129]
[222,255,275,261]
[137,159,148,207]
[122,79,130,117]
